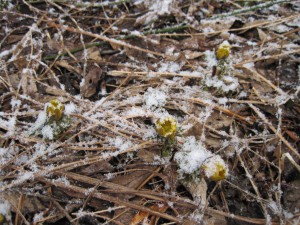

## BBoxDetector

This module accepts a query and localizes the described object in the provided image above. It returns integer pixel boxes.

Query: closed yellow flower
[201,155,228,181]
[46,99,65,121]
[216,41,231,60]
[0,213,5,224]
[156,116,177,139]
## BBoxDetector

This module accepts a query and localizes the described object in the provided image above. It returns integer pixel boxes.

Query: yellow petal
[202,155,228,181]
[156,116,177,139]
[216,41,231,60]
[46,99,64,120]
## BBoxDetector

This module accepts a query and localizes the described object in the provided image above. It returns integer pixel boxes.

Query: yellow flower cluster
[216,41,231,60]
[46,99,65,121]
[201,155,228,181]
[155,116,177,139]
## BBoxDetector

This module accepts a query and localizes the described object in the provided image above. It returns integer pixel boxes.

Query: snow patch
[143,87,167,110]
[41,125,54,140]
[64,102,76,115]
[174,136,212,174]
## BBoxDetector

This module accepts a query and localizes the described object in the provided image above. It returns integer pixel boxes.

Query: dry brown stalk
[40,179,182,223]
[186,97,253,124]
[249,103,300,158]
[157,14,299,37]
[109,70,203,78]
[206,208,280,225]
[52,200,76,225]
[234,49,300,67]
[47,22,166,58]
[51,172,282,225]
[241,67,286,96]
[237,154,269,221]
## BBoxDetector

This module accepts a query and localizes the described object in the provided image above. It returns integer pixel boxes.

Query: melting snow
[174,136,212,174]
[143,87,167,110]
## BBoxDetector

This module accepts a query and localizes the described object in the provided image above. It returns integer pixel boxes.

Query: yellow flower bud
[216,41,231,59]
[202,155,228,181]
[0,213,5,224]
[46,99,65,121]
[156,116,177,139]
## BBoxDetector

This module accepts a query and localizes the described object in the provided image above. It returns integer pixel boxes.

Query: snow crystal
[53,176,70,186]
[165,46,175,55]
[265,214,271,225]
[33,212,44,223]
[204,50,217,68]
[269,4,280,11]
[104,172,115,180]
[111,26,118,31]
[0,200,11,223]
[189,210,204,223]
[238,91,247,98]
[158,61,181,73]
[32,142,48,159]
[222,75,239,92]
[283,210,294,219]
[131,30,141,35]
[274,93,289,105]
[149,0,173,15]
[246,41,257,46]
[203,27,215,34]
[115,137,132,151]
[218,97,228,105]
[167,201,174,207]
[29,111,47,133]
[64,102,76,115]
[198,106,213,122]
[123,95,142,104]
[105,136,133,156]
[286,17,300,27]
[203,75,239,93]
[7,117,16,136]
[276,108,282,119]
[267,145,275,152]
[41,125,54,140]
[10,98,21,108]
[267,201,280,215]
[18,171,34,183]
[143,126,156,139]
[244,62,254,68]
[15,154,30,165]
[0,49,12,58]
[174,136,212,174]
[143,87,167,110]
[271,24,290,33]
[0,148,7,157]
[123,107,147,117]
[164,183,170,190]
[147,72,157,78]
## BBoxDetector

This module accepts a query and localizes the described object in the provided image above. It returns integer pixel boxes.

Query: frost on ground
[0,1,299,225]
[175,136,212,175]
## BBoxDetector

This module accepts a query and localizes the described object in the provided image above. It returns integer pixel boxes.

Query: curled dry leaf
[55,60,81,75]
[80,65,103,98]
[87,46,102,61]
[182,178,207,207]
[130,203,169,225]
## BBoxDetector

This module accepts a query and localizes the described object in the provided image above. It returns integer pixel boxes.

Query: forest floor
[0,0,300,225]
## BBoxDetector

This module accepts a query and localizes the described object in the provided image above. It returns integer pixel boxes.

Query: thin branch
[211,0,289,19]
[43,24,189,60]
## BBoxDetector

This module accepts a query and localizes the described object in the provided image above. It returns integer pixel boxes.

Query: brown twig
[47,22,166,58]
